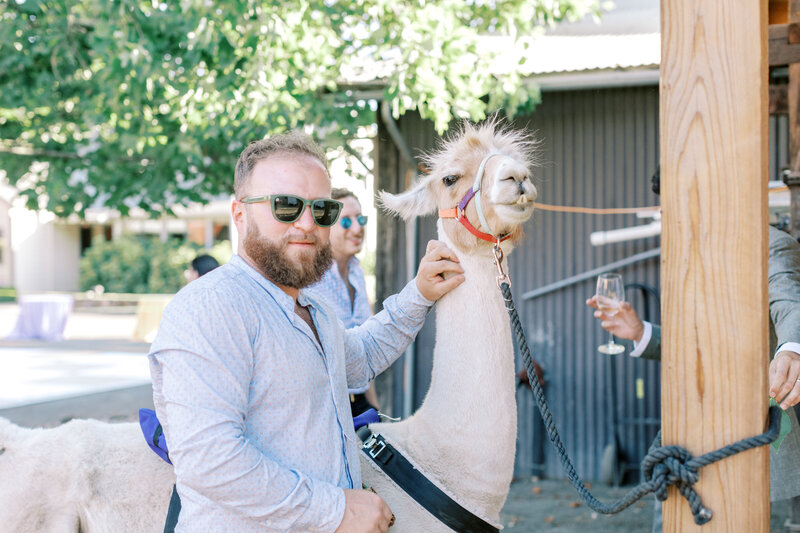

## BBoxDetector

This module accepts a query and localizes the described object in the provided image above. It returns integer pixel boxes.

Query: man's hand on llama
[415,240,465,301]
[335,489,394,533]
[586,296,645,343]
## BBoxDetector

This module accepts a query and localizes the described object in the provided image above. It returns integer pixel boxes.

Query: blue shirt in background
[310,257,371,329]
[148,254,432,532]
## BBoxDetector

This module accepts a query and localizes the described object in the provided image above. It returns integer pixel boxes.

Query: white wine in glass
[596,273,625,354]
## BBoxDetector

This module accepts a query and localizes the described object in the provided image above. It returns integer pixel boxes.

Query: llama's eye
[442,174,460,187]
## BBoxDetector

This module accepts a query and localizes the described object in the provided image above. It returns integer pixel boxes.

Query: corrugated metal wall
[375,84,789,483]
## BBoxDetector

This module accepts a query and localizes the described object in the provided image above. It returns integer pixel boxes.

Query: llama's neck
[397,223,518,518]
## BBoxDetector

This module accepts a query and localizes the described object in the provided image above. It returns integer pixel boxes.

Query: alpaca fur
[0,417,174,533]
[368,118,538,532]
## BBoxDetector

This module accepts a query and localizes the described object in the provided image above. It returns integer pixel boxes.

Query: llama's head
[380,118,537,253]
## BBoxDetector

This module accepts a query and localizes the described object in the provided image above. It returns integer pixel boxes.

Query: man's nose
[293,205,317,230]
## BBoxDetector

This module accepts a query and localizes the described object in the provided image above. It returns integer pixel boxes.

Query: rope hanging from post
[500,281,782,525]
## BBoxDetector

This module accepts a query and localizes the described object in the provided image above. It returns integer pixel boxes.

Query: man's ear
[231,199,246,235]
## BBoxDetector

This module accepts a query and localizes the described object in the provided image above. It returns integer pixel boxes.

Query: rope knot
[641,446,711,525]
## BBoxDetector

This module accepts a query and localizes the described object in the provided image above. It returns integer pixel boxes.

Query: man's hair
[191,254,220,277]
[331,187,358,202]
[234,131,329,199]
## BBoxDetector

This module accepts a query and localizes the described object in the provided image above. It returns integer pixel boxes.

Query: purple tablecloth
[7,294,74,341]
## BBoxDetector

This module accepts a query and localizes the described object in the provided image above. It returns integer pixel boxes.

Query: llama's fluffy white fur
[0,417,174,533]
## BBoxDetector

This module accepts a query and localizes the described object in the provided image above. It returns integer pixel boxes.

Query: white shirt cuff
[348,384,370,395]
[629,321,652,358]
[776,342,800,358]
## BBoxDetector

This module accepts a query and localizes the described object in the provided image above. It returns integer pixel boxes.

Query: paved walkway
[0,303,151,425]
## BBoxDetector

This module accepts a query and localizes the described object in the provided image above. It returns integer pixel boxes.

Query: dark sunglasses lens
[312,200,341,227]
[357,215,368,226]
[272,195,304,222]
[340,217,352,229]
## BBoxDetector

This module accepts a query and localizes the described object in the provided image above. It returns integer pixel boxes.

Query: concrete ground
[0,303,791,531]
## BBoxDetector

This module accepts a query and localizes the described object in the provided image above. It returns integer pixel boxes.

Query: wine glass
[596,273,625,354]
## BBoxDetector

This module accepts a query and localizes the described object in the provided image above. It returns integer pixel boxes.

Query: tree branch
[342,142,372,175]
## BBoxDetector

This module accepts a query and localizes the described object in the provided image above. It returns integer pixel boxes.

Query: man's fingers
[435,273,466,294]
[425,240,460,262]
[425,239,440,254]
[770,356,792,399]
[421,258,464,278]
[381,501,394,522]
[781,381,800,409]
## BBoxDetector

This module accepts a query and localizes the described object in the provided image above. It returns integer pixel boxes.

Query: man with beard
[148,131,465,533]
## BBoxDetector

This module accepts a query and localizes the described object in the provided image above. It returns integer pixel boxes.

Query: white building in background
[0,177,234,293]
[0,193,12,289]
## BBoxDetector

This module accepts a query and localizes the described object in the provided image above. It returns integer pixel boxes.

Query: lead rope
[491,242,782,525]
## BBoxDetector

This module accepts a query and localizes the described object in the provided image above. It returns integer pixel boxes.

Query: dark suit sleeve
[640,324,662,361]
[768,226,800,350]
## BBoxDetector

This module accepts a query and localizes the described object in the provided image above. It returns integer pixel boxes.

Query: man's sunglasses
[340,215,368,229]
[240,194,343,227]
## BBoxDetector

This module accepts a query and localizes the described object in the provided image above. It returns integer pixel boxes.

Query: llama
[363,119,538,532]
[0,417,174,533]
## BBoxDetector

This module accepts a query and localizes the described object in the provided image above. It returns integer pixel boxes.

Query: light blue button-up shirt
[148,254,431,532]
[311,257,371,329]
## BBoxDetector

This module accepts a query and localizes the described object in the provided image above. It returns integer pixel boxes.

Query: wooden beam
[660,0,769,531]
[771,0,788,24]
[769,23,800,65]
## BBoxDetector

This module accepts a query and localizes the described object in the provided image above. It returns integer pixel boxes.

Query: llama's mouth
[495,202,535,222]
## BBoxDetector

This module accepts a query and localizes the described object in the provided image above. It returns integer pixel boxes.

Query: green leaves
[1,0,599,217]
[769,398,792,451]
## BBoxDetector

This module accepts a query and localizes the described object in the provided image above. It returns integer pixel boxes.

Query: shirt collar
[230,254,296,315]
[231,254,323,313]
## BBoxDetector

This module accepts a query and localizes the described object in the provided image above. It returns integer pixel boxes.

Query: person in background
[311,187,379,416]
[586,166,800,531]
[185,254,220,282]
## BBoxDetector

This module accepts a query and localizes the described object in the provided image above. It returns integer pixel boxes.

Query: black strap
[163,485,181,533]
[153,423,164,448]
[358,427,499,533]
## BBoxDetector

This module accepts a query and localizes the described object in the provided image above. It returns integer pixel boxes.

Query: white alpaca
[363,119,538,532]
[0,417,174,533]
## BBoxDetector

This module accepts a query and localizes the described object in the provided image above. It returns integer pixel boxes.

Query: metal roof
[488,33,660,76]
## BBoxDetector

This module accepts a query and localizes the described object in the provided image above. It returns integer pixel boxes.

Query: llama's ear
[378,178,437,220]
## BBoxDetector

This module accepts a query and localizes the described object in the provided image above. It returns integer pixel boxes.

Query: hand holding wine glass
[596,273,625,354]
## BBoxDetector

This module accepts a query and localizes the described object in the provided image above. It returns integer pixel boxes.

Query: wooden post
[660,0,770,532]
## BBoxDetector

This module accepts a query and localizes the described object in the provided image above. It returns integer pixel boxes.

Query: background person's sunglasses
[240,194,343,227]
[340,215,368,229]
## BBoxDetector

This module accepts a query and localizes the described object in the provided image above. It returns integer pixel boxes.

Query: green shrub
[80,236,232,294]
[0,286,16,303]
[359,248,376,277]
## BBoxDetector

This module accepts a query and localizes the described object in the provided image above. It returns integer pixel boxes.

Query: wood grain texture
[660,0,769,531]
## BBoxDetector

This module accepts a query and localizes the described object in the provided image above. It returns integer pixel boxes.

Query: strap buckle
[363,433,387,460]
[492,241,511,288]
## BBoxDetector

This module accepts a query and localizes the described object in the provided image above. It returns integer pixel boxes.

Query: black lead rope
[499,281,782,525]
